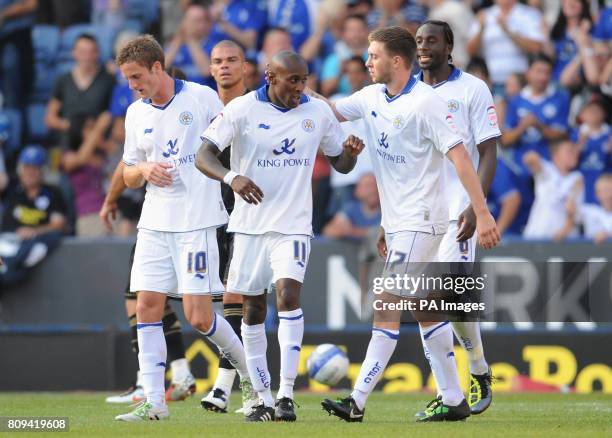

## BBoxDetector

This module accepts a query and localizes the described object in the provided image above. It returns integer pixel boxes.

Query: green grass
[0,392,610,437]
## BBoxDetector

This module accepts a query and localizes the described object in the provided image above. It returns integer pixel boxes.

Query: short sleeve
[122,108,146,166]
[491,159,518,201]
[48,187,67,217]
[469,80,501,145]
[201,104,235,152]
[420,93,463,155]
[51,75,66,101]
[335,88,367,121]
[319,103,345,157]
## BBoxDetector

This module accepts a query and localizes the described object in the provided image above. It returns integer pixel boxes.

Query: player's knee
[276,287,300,311]
[188,311,215,333]
[243,297,266,325]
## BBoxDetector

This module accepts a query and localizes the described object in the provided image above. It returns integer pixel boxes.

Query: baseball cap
[18,145,47,166]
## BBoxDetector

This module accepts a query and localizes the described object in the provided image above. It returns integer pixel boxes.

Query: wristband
[223,171,239,185]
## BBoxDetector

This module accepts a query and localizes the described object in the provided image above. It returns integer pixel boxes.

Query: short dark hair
[528,53,554,68]
[368,26,416,67]
[344,14,368,27]
[466,56,490,80]
[74,33,98,49]
[116,34,165,70]
[417,20,454,62]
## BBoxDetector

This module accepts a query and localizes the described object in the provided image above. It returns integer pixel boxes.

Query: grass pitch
[0,392,610,437]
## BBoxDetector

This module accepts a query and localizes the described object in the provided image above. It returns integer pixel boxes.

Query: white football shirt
[523,159,583,239]
[335,76,463,234]
[202,86,345,236]
[578,204,612,239]
[122,79,227,232]
[418,68,501,221]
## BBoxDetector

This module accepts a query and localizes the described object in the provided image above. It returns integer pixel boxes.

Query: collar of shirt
[142,78,185,109]
[255,85,309,112]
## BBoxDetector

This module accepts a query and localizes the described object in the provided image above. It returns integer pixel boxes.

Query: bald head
[268,51,308,76]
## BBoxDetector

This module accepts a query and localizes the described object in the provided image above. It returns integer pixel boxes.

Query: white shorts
[438,221,476,274]
[382,230,443,296]
[226,232,311,295]
[130,227,224,296]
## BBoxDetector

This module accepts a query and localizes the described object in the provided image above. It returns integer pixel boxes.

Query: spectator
[2,145,66,237]
[208,0,267,54]
[574,173,612,243]
[61,113,112,237]
[497,71,526,134]
[557,5,601,90]
[243,58,262,91]
[367,0,427,35]
[424,0,475,69]
[522,138,583,240]
[165,4,216,88]
[257,26,293,78]
[592,6,611,57]
[269,0,320,52]
[319,14,369,97]
[0,0,36,111]
[572,99,611,205]
[323,173,381,240]
[545,0,594,82]
[0,143,7,194]
[487,156,522,236]
[467,0,546,94]
[45,33,115,150]
[0,145,66,285]
[502,53,570,172]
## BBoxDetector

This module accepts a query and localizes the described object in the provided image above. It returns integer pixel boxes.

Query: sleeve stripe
[444,139,463,153]
[476,133,501,145]
[122,159,137,166]
[201,135,224,151]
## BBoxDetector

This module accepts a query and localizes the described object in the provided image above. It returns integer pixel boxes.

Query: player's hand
[139,162,173,187]
[475,211,500,250]
[99,200,118,232]
[457,205,477,241]
[231,175,264,205]
[376,226,387,260]
[342,135,365,157]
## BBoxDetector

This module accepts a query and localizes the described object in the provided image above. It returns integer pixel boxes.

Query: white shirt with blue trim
[202,86,345,236]
[122,79,227,232]
[419,68,502,221]
[335,77,463,235]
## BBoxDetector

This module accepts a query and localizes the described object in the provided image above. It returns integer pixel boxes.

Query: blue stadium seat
[31,60,58,103]
[0,109,22,154]
[26,104,49,143]
[31,25,61,64]
[58,24,117,67]
[126,0,159,25]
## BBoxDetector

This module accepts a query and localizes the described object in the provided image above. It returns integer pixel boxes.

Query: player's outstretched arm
[447,144,500,249]
[327,135,365,174]
[196,139,264,205]
[457,138,498,242]
[303,87,347,122]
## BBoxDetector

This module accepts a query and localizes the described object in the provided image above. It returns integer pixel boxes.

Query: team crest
[543,104,557,119]
[302,119,315,132]
[179,111,193,125]
[392,115,404,129]
[448,99,459,113]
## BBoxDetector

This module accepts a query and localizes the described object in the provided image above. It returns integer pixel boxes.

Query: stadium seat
[31,25,61,64]
[0,109,22,154]
[26,104,49,143]
[31,60,58,103]
[126,0,159,25]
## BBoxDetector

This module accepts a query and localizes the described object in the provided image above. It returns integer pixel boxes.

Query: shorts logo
[302,119,315,132]
[392,115,404,129]
[179,111,193,125]
[187,251,207,277]
[448,100,459,113]
[273,137,296,155]
[486,105,498,128]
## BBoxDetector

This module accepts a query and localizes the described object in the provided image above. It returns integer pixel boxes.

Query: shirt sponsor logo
[179,111,193,125]
[378,131,390,149]
[162,139,180,158]
[487,105,498,128]
[273,137,296,155]
[256,158,311,168]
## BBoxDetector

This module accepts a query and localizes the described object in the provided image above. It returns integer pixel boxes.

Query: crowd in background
[0,0,610,250]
